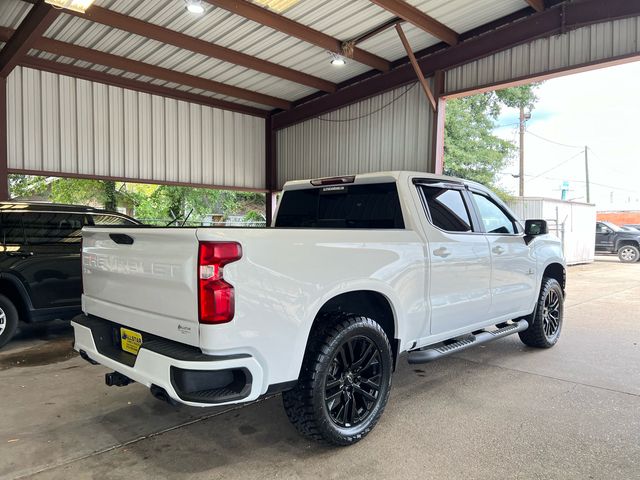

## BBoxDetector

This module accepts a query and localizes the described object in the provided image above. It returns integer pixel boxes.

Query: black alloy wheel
[324,335,383,428]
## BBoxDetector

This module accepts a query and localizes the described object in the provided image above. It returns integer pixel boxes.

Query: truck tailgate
[81,227,200,346]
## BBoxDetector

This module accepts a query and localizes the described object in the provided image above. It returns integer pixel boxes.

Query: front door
[595,222,613,251]
[470,192,537,318]
[415,183,492,336]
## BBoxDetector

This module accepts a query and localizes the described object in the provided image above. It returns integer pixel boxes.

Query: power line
[526,174,638,194]
[585,147,630,178]
[525,129,584,149]
[527,150,585,180]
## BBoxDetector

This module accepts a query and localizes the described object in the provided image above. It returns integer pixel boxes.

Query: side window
[418,186,472,233]
[1,213,26,245]
[595,223,609,234]
[90,214,137,226]
[22,212,84,244]
[472,193,516,235]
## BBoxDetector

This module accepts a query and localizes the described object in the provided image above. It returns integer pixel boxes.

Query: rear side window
[89,214,137,226]
[0,213,26,245]
[22,212,84,244]
[275,183,404,229]
[418,186,472,233]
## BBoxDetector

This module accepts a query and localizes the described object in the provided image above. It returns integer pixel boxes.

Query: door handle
[433,247,451,258]
[6,251,33,257]
[492,246,505,255]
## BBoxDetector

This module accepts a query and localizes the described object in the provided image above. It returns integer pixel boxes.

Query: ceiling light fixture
[253,0,301,13]
[185,0,205,14]
[329,52,346,67]
[44,0,95,13]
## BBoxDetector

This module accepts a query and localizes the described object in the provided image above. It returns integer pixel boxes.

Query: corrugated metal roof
[0,0,32,29]
[445,16,640,94]
[4,0,532,109]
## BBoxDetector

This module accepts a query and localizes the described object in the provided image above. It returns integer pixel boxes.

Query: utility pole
[584,146,590,203]
[519,106,525,197]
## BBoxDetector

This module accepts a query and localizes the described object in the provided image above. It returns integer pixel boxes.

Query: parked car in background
[595,221,640,263]
[0,202,139,348]
[73,171,566,445]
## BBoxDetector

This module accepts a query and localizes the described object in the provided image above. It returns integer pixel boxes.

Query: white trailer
[508,197,595,265]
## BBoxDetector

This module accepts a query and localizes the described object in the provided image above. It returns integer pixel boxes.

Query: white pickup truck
[72,171,565,445]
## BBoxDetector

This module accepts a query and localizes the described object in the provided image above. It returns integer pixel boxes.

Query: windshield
[602,221,623,232]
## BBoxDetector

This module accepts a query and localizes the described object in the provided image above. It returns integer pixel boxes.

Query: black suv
[595,221,640,263]
[0,202,139,347]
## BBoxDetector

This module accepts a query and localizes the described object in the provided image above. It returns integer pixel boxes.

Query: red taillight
[198,241,242,324]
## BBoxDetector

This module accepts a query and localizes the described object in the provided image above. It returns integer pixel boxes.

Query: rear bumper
[71,315,264,407]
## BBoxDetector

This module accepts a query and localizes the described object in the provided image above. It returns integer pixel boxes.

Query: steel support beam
[37,37,291,110]
[525,0,545,12]
[396,24,436,110]
[69,5,336,93]
[0,77,7,200]
[430,70,445,175]
[0,0,58,78]
[272,0,640,130]
[205,0,390,72]
[264,115,277,226]
[370,0,458,45]
[0,27,290,110]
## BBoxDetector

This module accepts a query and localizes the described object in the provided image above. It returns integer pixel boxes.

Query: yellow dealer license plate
[120,327,143,355]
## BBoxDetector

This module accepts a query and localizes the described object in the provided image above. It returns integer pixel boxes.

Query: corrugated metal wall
[277,82,433,188]
[6,66,266,190]
[446,17,640,94]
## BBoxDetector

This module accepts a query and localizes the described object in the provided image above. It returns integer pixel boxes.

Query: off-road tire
[518,277,563,348]
[282,314,393,446]
[0,294,19,349]
[617,245,640,263]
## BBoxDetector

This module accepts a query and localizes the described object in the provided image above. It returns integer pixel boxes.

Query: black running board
[407,319,529,365]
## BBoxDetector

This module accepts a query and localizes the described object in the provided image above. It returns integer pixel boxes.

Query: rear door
[469,192,537,318]
[20,211,83,310]
[415,182,492,336]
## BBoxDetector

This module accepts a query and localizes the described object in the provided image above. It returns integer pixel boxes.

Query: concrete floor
[1,259,638,480]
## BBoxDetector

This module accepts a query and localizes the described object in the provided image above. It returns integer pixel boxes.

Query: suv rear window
[0,213,26,245]
[22,212,84,244]
[275,183,404,229]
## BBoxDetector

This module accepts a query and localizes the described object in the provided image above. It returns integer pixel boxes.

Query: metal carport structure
[1,0,639,223]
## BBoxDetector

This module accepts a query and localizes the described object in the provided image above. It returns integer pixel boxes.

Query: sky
[492,60,640,211]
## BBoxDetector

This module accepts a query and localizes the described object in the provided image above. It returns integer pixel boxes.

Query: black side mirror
[525,219,548,236]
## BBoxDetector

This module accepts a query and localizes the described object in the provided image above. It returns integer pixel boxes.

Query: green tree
[444,84,539,193]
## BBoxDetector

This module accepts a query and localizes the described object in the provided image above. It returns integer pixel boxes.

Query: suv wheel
[0,294,19,349]
[282,315,393,446]
[618,245,640,263]
[519,277,563,348]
